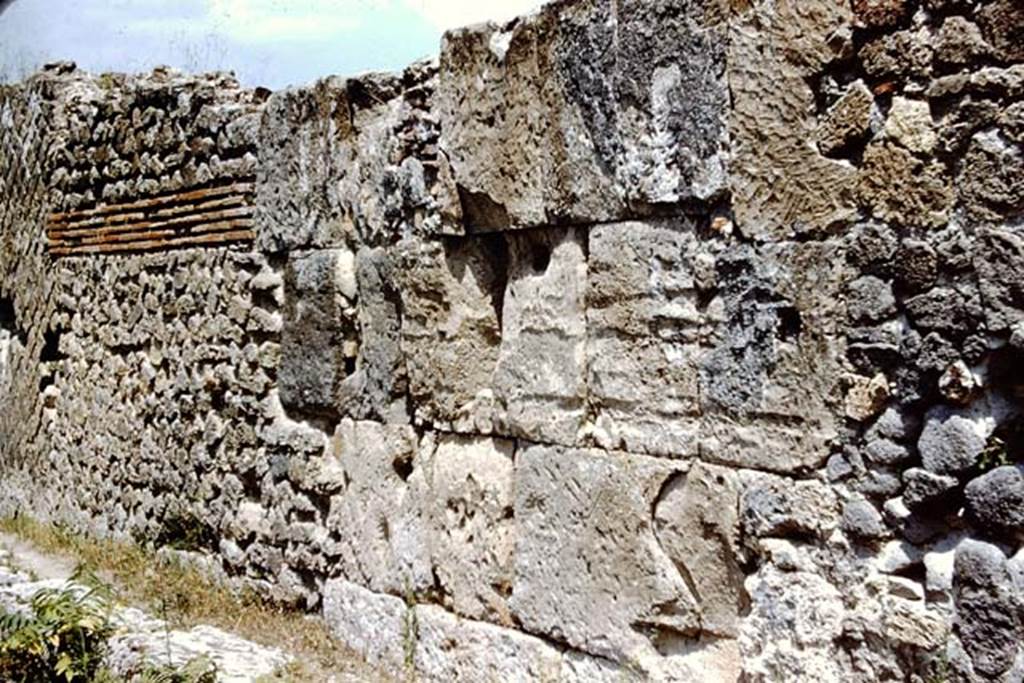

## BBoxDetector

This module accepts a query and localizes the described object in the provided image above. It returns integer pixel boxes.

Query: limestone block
[493,227,587,445]
[857,142,955,229]
[394,236,505,428]
[653,462,744,638]
[257,66,459,251]
[437,0,728,231]
[335,247,408,423]
[739,566,846,682]
[256,79,354,251]
[700,241,847,471]
[510,444,696,663]
[278,249,359,419]
[321,579,406,672]
[728,0,857,240]
[413,605,562,682]
[323,420,432,594]
[427,434,516,624]
[586,219,702,457]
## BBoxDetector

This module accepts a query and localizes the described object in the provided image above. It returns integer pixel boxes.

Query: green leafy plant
[0,572,114,682]
[139,654,219,683]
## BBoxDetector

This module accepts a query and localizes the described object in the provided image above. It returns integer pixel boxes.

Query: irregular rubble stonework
[1,0,1023,680]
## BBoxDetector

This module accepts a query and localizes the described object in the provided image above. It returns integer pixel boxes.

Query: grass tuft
[0,515,389,682]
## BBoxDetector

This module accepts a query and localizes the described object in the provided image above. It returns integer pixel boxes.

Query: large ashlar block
[426,434,516,623]
[257,65,461,252]
[278,249,359,420]
[493,227,588,445]
[653,462,745,638]
[510,444,698,663]
[394,235,505,428]
[396,228,587,445]
[699,241,848,472]
[323,420,432,595]
[413,605,562,682]
[321,579,407,673]
[437,0,729,232]
[586,220,704,457]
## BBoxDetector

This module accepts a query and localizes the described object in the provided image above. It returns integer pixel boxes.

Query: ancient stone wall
[1,0,1023,680]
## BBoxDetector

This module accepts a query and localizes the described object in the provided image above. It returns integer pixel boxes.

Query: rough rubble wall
[0,0,1023,680]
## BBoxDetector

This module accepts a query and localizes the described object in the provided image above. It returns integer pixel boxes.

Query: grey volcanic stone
[953,540,1023,678]
[846,276,896,324]
[965,465,1024,536]
[740,474,838,540]
[903,468,960,511]
[917,406,987,475]
[864,438,910,465]
[841,497,888,541]
[904,287,971,339]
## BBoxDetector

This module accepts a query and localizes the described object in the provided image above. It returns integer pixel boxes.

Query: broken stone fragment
[815,80,874,155]
[739,473,839,541]
[883,97,936,154]
[953,539,1023,678]
[938,360,979,405]
[856,142,954,229]
[851,0,908,28]
[845,372,890,422]
[902,468,960,511]
[841,496,888,541]
[653,461,745,638]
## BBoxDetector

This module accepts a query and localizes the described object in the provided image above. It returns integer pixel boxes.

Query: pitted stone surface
[2,1,1024,680]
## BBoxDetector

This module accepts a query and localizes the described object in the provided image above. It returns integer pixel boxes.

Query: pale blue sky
[0,0,542,88]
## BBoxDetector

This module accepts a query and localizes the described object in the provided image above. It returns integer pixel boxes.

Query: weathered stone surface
[510,444,695,662]
[903,468,959,511]
[654,462,744,637]
[975,227,1024,333]
[841,496,888,541]
[324,420,432,595]
[394,236,504,428]
[728,0,857,240]
[965,465,1024,537]
[257,66,460,251]
[586,219,702,457]
[739,566,846,682]
[279,249,359,419]
[856,142,954,229]
[739,473,839,541]
[700,241,847,471]
[958,130,1024,225]
[953,540,1023,678]
[414,605,562,681]
[426,434,515,623]
[438,0,729,231]
[918,405,989,475]
[883,97,936,154]
[815,80,874,156]
[322,578,407,672]
[493,226,587,445]
[845,372,890,422]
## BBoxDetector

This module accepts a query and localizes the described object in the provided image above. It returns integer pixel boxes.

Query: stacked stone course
[1,0,1023,680]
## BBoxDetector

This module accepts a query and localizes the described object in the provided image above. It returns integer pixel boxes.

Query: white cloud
[402,0,543,30]
[206,0,369,42]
